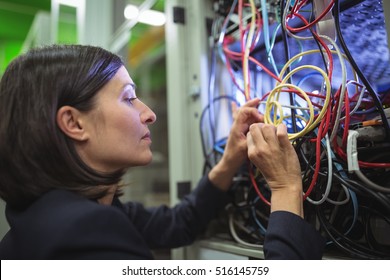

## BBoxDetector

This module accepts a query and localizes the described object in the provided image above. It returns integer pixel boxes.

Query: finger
[247,130,257,161]
[231,101,238,120]
[276,123,291,148]
[236,107,263,124]
[261,124,278,144]
[231,98,260,120]
[247,124,264,160]
[248,123,266,146]
[242,97,261,109]
[247,130,254,148]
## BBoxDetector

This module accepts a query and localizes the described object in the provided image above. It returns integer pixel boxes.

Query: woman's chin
[138,155,153,166]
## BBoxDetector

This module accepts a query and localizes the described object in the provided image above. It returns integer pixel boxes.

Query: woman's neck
[97,185,118,205]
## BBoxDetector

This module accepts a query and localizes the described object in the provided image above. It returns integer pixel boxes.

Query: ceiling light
[124,4,166,26]
[124,5,139,19]
[54,0,82,8]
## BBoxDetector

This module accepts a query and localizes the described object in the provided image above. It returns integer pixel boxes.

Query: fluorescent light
[124,5,139,19]
[124,4,166,26]
[139,10,166,26]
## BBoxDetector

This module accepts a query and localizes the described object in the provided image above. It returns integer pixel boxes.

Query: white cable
[282,0,314,42]
[228,213,263,248]
[321,34,348,142]
[354,170,390,193]
[347,130,390,193]
[326,183,351,205]
[340,83,366,120]
[259,101,321,111]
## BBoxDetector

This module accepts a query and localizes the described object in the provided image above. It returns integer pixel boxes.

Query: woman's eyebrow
[122,83,137,93]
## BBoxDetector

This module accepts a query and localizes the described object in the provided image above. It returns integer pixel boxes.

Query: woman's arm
[247,123,325,259]
[247,123,303,217]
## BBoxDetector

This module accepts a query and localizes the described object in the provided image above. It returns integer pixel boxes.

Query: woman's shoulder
[13,190,112,223]
[23,189,129,232]
[4,190,126,239]
[1,189,151,259]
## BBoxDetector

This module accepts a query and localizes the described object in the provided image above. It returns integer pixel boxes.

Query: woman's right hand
[247,123,303,217]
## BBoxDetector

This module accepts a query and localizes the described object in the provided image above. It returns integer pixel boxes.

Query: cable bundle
[202,0,390,259]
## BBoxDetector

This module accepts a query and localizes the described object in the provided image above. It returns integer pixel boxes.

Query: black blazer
[0,176,324,259]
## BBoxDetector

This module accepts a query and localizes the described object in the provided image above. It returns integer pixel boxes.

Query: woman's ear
[56,106,89,141]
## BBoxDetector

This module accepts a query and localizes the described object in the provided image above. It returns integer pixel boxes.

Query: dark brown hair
[0,45,125,209]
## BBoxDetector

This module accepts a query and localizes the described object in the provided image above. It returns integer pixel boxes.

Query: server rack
[165,0,390,259]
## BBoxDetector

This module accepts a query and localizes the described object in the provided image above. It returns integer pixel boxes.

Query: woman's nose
[140,101,156,124]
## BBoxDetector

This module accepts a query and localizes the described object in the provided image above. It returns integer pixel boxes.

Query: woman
[0,45,323,259]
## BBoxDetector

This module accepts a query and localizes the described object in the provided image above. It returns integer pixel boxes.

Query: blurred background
[0,0,170,258]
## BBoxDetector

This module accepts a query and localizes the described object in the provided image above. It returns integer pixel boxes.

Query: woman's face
[78,66,156,172]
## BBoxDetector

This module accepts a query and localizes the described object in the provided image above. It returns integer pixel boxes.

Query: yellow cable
[281,64,331,130]
[278,49,358,86]
[260,47,351,139]
[264,83,315,140]
[243,0,258,100]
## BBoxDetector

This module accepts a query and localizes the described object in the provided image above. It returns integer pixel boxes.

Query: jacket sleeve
[264,211,325,259]
[121,174,230,249]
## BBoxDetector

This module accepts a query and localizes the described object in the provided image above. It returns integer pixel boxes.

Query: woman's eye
[124,97,137,105]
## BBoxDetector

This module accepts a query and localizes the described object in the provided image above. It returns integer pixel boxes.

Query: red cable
[333,139,390,168]
[303,116,324,200]
[286,0,335,33]
[249,164,271,206]
[341,87,351,149]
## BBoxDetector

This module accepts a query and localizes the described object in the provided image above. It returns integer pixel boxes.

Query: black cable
[333,173,390,214]
[332,0,390,141]
[295,155,390,258]
[280,0,298,133]
[362,207,390,252]
[295,134,330,195]
[316,192,390,259]
[317,205,390,259]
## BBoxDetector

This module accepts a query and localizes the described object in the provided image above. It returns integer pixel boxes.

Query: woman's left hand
[209,98,263,191]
